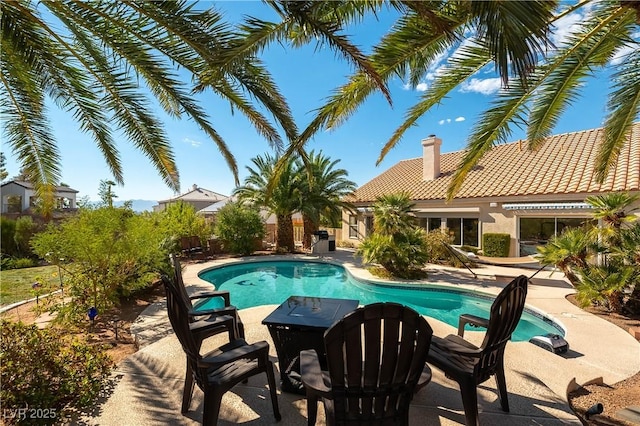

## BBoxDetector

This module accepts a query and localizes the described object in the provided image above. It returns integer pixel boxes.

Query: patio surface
[79,249,640,425]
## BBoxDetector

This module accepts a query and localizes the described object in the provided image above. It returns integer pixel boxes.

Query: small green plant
[482,233,511,257]
[0,320,112,418]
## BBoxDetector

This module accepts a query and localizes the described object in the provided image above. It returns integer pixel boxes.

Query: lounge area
[79,250,640,425]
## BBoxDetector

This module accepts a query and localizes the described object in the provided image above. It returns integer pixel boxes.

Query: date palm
[296,151,356,249]
[234,154,301,252]
[1,0,297,214]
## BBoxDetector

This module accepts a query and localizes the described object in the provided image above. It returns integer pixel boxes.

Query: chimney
[422,135,442,181]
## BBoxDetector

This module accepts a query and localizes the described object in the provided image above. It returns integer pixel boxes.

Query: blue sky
[2,1,624,203]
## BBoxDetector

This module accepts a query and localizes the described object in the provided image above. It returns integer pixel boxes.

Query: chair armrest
[189,315,236,339]
[431,335,483,358]
[188,306,238,319]
[198,340,269,369]
[300,349,332,398]
[188,290,231,306]
[415,364,432,394]
[457,313,489,337]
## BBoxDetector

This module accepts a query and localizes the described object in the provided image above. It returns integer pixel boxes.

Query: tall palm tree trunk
[302,214,318,250]
[276,214,295,253]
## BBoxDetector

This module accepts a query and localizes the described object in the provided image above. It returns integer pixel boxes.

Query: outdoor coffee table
[262,295,359,394]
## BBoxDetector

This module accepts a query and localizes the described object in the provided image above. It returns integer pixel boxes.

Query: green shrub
[0,320,112,418]
[214,202,265,256]
[482,233,511,257]
[357,228,428,279]
[4,257,38,270]
[1,217,17,256]
[14,216,38,258]
[31,207,168,323]
[424,229,454,263]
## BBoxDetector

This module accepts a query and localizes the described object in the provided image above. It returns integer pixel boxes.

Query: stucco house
[0,180,78,214]
[341,123,640,256]
[153,184,228,212]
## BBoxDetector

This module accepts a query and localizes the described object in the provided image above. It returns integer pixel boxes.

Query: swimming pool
[198,260,564,342]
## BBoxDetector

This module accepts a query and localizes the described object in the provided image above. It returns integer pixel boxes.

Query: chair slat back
[162,275,201,363]
[324,303,433,425]
[476,275,528,382]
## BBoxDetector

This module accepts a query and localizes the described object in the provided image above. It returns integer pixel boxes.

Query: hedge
[482,233,511,257]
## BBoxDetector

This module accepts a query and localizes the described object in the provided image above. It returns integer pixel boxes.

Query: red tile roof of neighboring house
[348,123,640,203]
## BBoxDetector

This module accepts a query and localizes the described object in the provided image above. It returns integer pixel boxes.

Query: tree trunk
[302,214,318,250]
[276,214,295,253]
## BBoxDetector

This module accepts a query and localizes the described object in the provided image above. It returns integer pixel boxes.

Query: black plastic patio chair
[426,275,528,426]
[162,275,281,426]
[169,253,244,339]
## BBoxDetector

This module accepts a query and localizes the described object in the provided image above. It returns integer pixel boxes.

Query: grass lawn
[0,265,62,306]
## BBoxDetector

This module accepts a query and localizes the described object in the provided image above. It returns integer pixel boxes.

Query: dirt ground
[565,294,640,426]
[2,274,639,425]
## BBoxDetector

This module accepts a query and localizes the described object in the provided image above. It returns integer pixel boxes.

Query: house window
[519,217,595,255]
[364,216,374,236]
[349,215,358,239]
[418,217,442,232]
[446,218,479,247]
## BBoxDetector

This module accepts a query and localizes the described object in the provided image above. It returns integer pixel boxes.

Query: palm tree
[1,1,297,214]
[372,192,416,236]
[357,191,428,277]
[586,192,639,229]
[243,1,638,199]
[296,151,356,249]
[234,154,301,252]
[536,227,593,286]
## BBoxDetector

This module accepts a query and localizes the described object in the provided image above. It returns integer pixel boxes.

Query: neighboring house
[153,184,228,212]
[0,180,78,214]
[342,123,640,256]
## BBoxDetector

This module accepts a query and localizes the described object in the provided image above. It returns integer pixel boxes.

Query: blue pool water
[198,260,563,342]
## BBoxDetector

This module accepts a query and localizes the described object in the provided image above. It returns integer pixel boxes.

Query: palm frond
[598,45,640,181]
[380,41,492,163]
[470,0,556,86]
[527,3,633,147]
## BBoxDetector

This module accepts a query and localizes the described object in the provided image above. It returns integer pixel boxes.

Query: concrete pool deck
[80,249,640,425]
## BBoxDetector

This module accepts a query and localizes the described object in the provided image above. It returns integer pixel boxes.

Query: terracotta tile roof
[348,123,640,203]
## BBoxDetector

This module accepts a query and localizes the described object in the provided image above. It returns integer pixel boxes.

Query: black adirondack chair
[426,275,528,426]
[162,275,281,426]
[300,302,433,426]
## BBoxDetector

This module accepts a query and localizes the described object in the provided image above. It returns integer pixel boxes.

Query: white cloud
[610,46,634,65]
[551,10,583,47]
[416,82,428,92]
[455,116,465,122]
[183,137,202,148]
[438,119,445,125]
[460,77,502,95]
[402,82,412,91]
